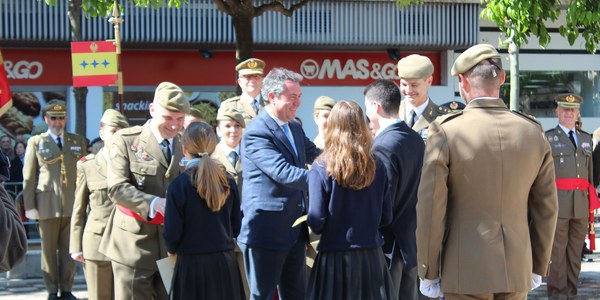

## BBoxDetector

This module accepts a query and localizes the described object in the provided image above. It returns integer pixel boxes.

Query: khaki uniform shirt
[417,98,558,294]
[545,126,593,219]
[69,150,113,261]
[23,131,87,219]
[399,99,449,140]
[99,121,185,270]
[219,94,267,126]
[211,141,242,196]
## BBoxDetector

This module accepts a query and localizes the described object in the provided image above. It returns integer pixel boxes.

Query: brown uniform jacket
[545,126,593,219]
[416,98,558,294]
[23,131,87,219]
[219,94,267,126]
[399,99,449,140]
[0,185,27,272]
[211,141,242,195]
[98,121,185,270]
[69,150,113,261]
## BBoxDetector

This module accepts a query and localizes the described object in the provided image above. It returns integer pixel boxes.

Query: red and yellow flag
[0,49,13,117]
[71,41,118,87]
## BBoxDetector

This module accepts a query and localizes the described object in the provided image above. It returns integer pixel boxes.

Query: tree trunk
[233,16,254,63]
[69,0,87,137]
[509,39,520,112]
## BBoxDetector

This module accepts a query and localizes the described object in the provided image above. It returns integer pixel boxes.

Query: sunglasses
[50,116,65,121]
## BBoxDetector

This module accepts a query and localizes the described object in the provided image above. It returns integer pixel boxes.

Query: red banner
[0,50,13,117]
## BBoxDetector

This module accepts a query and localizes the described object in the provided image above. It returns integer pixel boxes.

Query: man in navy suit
[364,79,425,300]
[238,67,321,300]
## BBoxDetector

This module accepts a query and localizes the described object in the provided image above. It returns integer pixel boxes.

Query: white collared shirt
[404,98,430,122]
[559,123,578,145]
[149,123,173,153]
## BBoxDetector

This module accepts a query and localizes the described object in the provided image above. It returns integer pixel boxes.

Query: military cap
[44,100,67,116]
[101,109,129,128]
[397,54,434,79]
[236,58,266,76]
[154,82,190,113]
[313,96,336,111]
[217,108,246,128]
[555,93,582,109]
[451,44,501,76]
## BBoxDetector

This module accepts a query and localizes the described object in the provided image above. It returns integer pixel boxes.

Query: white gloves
[70,252,85,263]
[25,209,40,220]
[531,273,542,290]
[420,277,443,298]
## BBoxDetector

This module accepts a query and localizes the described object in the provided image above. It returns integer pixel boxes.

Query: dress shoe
[60,291,77,300]
[48,293,59,300]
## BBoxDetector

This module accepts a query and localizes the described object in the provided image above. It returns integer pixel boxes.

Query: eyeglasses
[50,116,65,121]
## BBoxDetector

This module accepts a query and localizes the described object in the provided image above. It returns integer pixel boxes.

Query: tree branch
[255,0,309,17]
[212,0,232,15]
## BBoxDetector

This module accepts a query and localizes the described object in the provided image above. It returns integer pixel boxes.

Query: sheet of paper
[156,255,176,293]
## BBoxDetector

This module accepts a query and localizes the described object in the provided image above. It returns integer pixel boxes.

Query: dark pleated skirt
[170,250,246,300]
[307,247,396,300]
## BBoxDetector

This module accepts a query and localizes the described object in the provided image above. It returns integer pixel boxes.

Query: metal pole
[108,0,124,113]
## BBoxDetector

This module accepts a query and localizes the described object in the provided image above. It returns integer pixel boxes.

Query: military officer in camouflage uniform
[546,94,595,299]
[23,100,87,300]
[219,58,267,126]
[98,82,189,300]
[69,109,129,300]
[397,54,450,141]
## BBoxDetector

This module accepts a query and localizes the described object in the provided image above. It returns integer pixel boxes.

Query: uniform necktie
[408,110,418,127]
[282,124,298,156]
[161,139,171,164]
[229,151,238,166]
[56,137,62,150]
[252,98,259,114]
[569,130,577,148]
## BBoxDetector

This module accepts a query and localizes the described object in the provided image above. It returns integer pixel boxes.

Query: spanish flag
[0,50,13,117]
[71,41,118,87]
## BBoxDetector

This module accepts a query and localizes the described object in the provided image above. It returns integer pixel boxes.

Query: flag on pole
[0,49,13,117]
[71,41,118,87]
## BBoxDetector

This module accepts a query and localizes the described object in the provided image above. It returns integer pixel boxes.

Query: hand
[153,198,166,216]
[70,252,85,263]
[531,273,542,290]
[419,277,443,298]
[25,209,39,220]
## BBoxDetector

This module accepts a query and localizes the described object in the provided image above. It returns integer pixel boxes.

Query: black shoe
[48,293,59,300]
[60,292,77,300]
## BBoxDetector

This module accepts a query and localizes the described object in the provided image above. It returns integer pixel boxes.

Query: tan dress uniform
[219,58,267,126]
[23,131,87,294]
[98,121,185,300]
[416,98,558,297]
[399,99,449,140]
[69,150,115,300]
[545,124,592,299]
[212,141,243,194]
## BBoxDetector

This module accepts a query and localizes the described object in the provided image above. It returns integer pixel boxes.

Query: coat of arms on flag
[71,41,118,87]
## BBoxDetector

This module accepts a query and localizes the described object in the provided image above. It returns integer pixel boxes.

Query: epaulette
[221,96,241,105]
[437,105,452,114]
[117,125,143,136]
[511,110,541,127]
[436,110,462,124]
[80,153,95,162]
[578,128,591,137]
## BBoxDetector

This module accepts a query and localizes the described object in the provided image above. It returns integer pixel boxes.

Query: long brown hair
[182,122,230,212]
[321,100,375,189]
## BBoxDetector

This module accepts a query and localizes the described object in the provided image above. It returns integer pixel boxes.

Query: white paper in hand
[156,255,176,293]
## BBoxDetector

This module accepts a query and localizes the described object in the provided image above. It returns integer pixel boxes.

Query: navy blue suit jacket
[373,121,425,268]
[238,110,320,250]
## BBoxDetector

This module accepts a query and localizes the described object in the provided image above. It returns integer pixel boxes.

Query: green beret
[555,93,582,109]
[44,100,67,116]
[397,54,434,79]
[236,58,265,76]
[101,109,129,128]
[313,96,336,111]
[217,108,246,128]
[154,82,190,113]
[451,44,501,76]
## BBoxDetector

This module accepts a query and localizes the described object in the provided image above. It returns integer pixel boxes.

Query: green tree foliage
[481,0,600,54]
[44,0,186,17]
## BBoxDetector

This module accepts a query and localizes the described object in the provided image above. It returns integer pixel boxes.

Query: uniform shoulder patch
[578,129,591,137]
[436,111,463,124]
[437,105,452,114]
[511,110,541,127]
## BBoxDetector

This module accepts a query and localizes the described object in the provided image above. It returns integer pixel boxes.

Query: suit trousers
[84,259,114,300]
[389,247,418,300]
[239,239,307,300]
[547,217,588,299]
[444,292,527,300]
[111,261,168,300]
[38,217,76,293]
